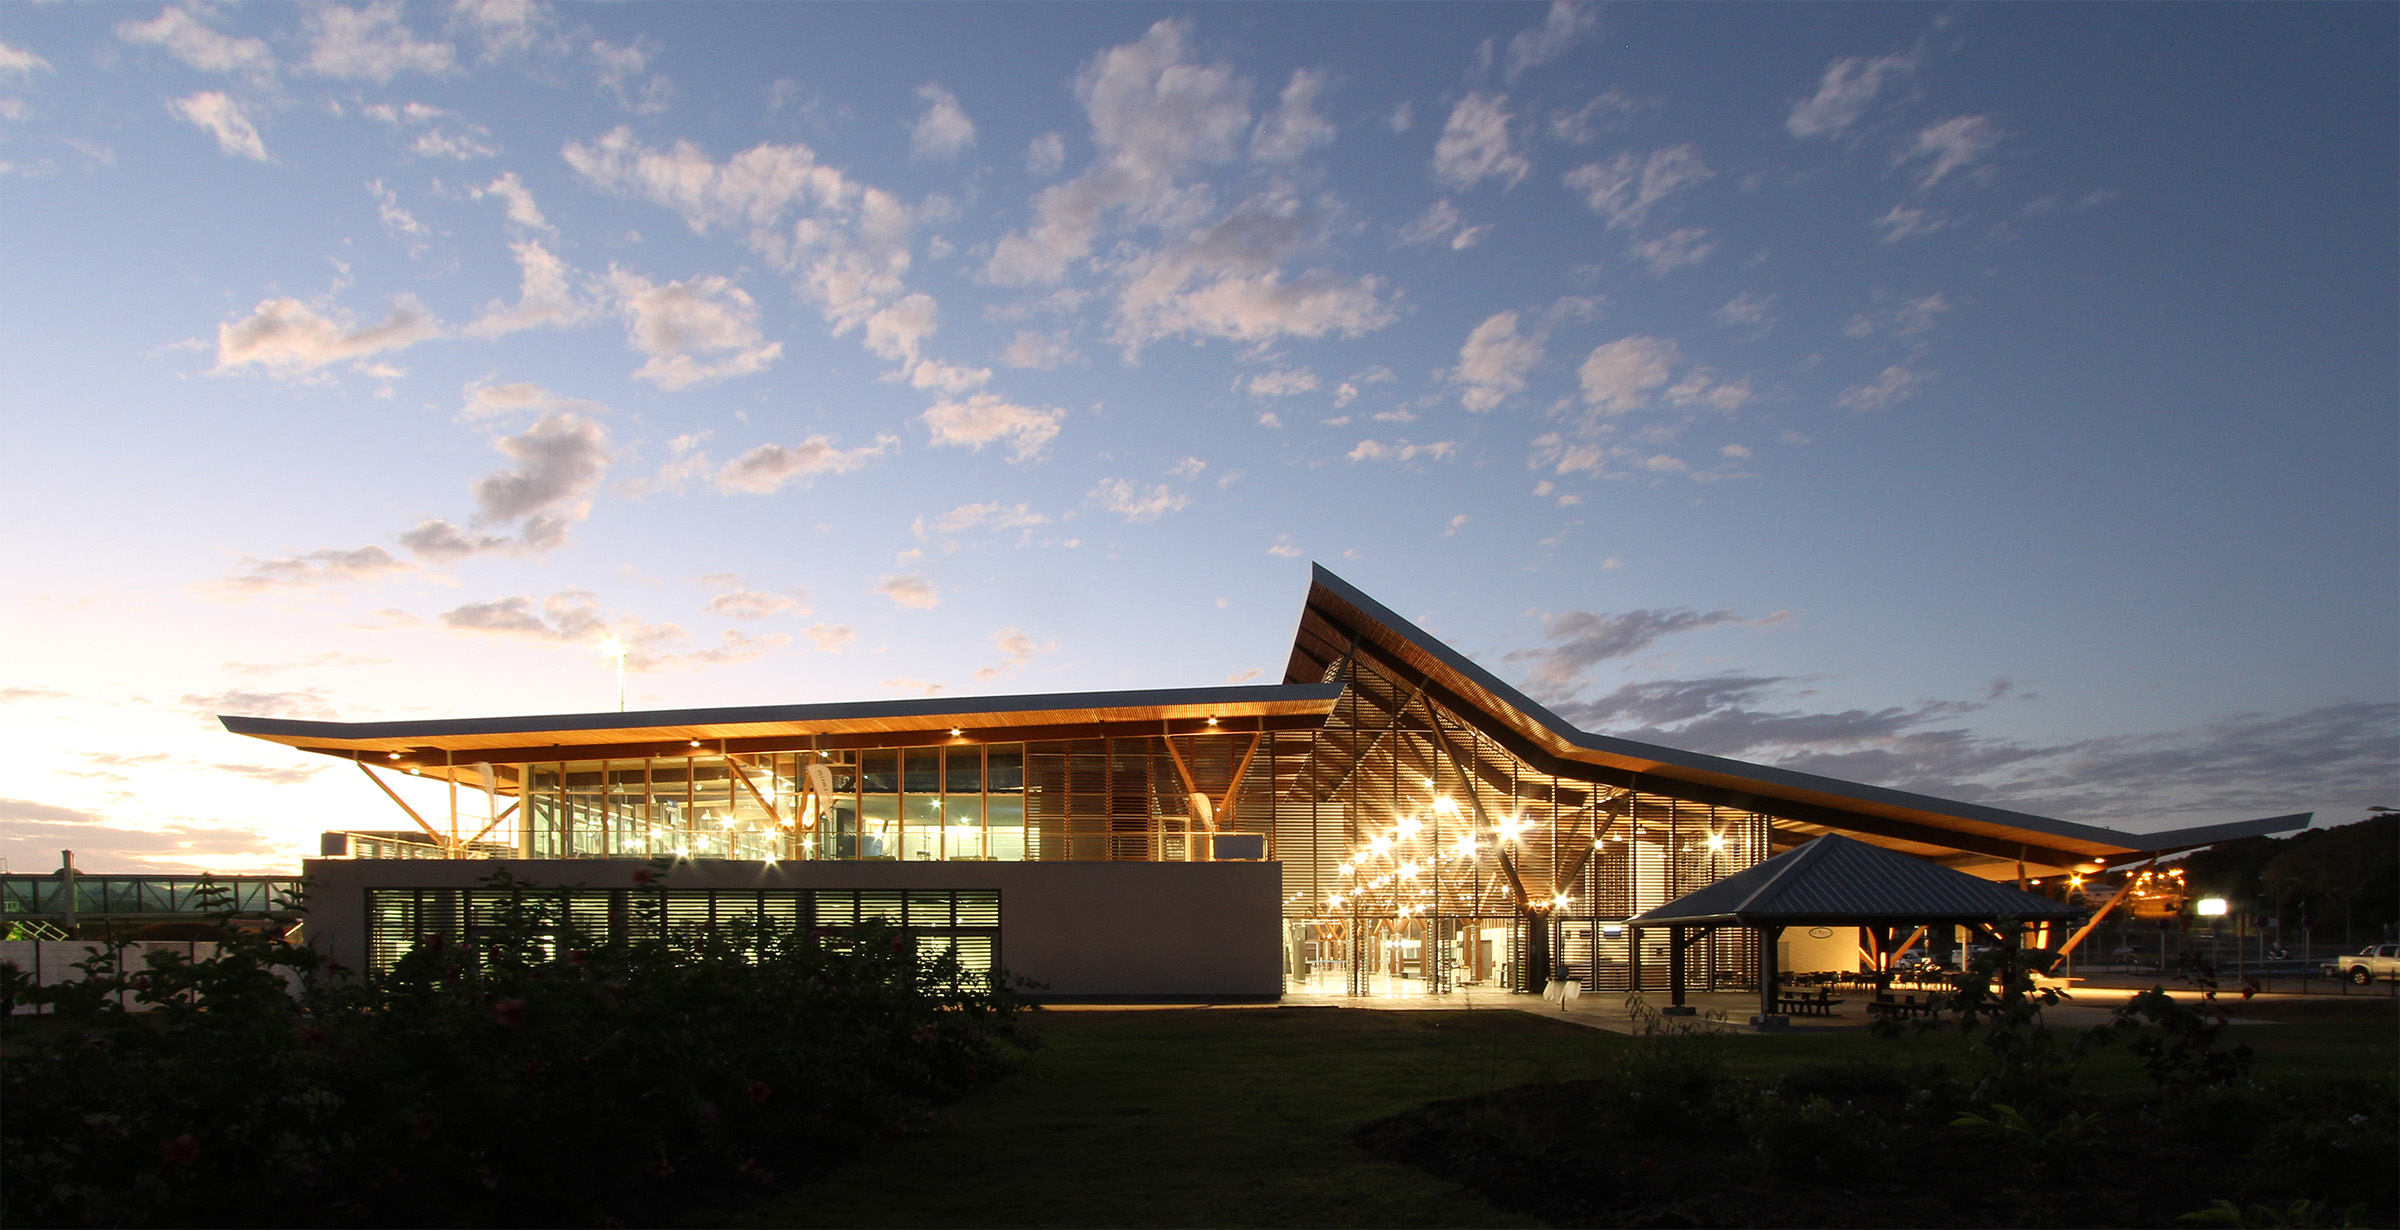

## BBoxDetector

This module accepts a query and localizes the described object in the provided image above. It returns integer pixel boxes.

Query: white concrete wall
[300,858,1284,1000]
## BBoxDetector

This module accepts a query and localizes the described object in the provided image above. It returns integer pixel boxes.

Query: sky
[0,2,2392,875]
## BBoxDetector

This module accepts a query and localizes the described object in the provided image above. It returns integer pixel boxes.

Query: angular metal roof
[1629,834,2089,926]
[1285,564,2310,873]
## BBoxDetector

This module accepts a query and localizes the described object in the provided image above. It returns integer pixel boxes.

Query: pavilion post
[1759,924,1782,1020]
[1628,925,1643,993]
[1668,925,1687,1007]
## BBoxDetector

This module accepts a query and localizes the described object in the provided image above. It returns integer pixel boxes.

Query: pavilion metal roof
[1284,564,2310,874]
[1628,834,2088,926]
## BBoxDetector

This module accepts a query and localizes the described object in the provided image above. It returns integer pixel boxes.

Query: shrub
[1,869,1033,1227]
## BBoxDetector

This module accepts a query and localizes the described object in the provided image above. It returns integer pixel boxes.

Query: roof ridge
[1731,832,1837,914]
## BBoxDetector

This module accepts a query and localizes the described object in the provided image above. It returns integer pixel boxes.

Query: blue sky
[0,2,2391,872]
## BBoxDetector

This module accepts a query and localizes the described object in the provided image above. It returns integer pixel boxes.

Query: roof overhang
[1286,565,2309,875]
[223,683,1344,769]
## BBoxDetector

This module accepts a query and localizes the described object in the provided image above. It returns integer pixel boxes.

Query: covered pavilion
[1629,833,2089,1022]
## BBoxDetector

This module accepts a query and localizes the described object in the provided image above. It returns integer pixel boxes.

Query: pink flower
[631,868,655,886]
[409,1114,436,1140]
[490,999,526,1028]
[911,1024,937,1045]
[745,1080,771,1103]
[159,1134,199,1167]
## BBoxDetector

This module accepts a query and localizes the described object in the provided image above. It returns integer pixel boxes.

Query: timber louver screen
[365,887,1000,982]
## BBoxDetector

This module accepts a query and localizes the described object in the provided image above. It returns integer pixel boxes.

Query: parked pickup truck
[2321,942,2400,985]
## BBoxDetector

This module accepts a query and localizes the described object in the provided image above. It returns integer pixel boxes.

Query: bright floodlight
[2196,897,2229,916]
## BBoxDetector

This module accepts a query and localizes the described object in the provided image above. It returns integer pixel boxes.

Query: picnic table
[1864,992,1942,1020]
[1774,987,1845,1017]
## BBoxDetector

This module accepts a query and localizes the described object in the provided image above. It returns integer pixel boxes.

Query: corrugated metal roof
[1629,834,2088,925]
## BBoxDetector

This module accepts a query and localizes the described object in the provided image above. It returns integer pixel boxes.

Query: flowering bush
[0,870,1034,1227]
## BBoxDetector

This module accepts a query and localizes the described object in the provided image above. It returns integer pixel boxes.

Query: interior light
[689,741,701,748]
[1432,797,1459,815]
[1206,716,1218,726]
[386,752,401,760]
[949,728,963,737]
[1706,833,1727,850]
[1338,862,1356,876]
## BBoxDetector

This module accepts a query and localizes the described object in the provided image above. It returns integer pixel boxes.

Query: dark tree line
[2166,814,2398,946]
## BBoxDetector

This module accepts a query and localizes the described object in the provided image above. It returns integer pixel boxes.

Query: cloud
[1453,310,1543,411]
[1247,368,1318,398]
[0,686,67,703]
[182,687,341,721]
[911,501,1049,542]
[1226,667,1264,684]
[1871,203,1946,242]
[1564,144,1711,230]
[369,179,429,250]
[874,575,940,610]
[304,1,457,82]
[402,410,609,559]
[589,37,672,114]
[606,268,782,389]
[1628,227,1716,274]
[457,380,604,420]
[880,677,945,697]
[471,170,550,231]
[715,434,896,494]
[1786,51,1915,138]
[1395,198,1489,250]
[701,575,806,619]
[1002,329,1074,369]
[1443,514,1469,537]
[453,0,551,61]
[863,292,939,362]
[1088,479,1190,523]
[213,545,413,597]
[920,392,1064,460]
[362,100,494,160]
[804,623,856,652]
[466,240,590,338]
[170,91,269,161]
[1025,131,1066,178]
[1549,90,1653,144]
[215,295,442,375]
[1507,607,1764,699]
[982,20,1251,286]
[1843,292,1950,338]
[1431,93,1528,190]
[1553,675,2398,830]
[1504,1,1597,81]
[118,8,274,81]
[1250,68,1334,162]
[439,590,780,672]
[973,627,1058,682]
[1109,229,1393,356]
[911,83,976,160]
[1347,439,1459,464]
[0,802,290,873]
[1836,364,1933,410]
[0,41,53,78]
[1267,534,1301,558]
[564,127,913,333]
[1713,291,1776,333]
[1902,115,2001,189]
[1577,335,1680,412]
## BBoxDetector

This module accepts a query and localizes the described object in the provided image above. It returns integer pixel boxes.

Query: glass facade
[364,885,1000,983]
[513,745,1029,863]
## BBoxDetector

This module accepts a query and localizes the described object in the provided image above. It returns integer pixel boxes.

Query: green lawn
[737,997,2398,1229]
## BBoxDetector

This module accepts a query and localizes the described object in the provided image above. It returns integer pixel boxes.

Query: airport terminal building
[224,567,2304,1000]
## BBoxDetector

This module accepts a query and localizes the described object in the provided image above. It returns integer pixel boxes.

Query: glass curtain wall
[518,746,1028,861]
[1271,646,1772,998]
